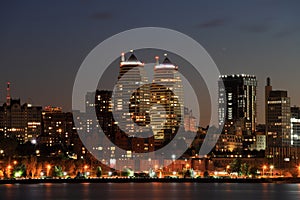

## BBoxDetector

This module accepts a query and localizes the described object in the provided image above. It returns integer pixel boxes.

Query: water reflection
[0,183,299,200]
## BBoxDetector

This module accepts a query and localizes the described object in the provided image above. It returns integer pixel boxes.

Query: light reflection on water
[0,182,299,200]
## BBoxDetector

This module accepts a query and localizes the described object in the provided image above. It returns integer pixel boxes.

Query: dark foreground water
[0,183,299,200]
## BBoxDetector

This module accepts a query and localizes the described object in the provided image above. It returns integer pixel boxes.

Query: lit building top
[120,51,144,67]
[154,54,178,70]
[219,74,256,78]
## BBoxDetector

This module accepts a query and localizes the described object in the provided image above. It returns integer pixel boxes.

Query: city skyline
[1,1,300,125]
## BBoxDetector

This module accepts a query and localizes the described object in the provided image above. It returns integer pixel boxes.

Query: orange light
[84,165,88,169]
[7,165,12,169]
[263,165,267,169]
[47,165,51,170]
[226,165,230,169]
[13,161,17,165]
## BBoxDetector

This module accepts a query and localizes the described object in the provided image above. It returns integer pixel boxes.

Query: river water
[0,182,299,200]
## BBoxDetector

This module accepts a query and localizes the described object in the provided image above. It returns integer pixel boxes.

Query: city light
[270,165,274,177]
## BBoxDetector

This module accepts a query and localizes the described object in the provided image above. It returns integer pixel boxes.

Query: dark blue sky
[0,0,300,124]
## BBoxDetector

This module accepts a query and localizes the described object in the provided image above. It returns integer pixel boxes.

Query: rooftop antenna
[267,77,271,86]
[155,56,159,65]
[6,81,11,106]
[121,52,125,62]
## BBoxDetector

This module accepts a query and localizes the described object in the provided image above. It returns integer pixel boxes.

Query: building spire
[267,77,271,86]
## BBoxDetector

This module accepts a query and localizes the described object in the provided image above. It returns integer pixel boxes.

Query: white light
[108,171,112,176]
[31,139,37,144]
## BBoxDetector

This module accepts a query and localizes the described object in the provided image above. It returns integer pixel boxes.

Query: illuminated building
[38,106,78,156]
[218,74,257,135]
[150,55,184,147]
[0,99,42,144]
[266,78,291,147]
[113,51,150,137]
[290,106,300,147]
[184,107,197,133]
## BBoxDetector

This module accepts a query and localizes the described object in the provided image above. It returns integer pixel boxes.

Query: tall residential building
[38,106,75,147]
[266,78,291,147]
[0,99,42,144]
[218,74,257,135]
[150,55,184,147]
[113,51,150,137]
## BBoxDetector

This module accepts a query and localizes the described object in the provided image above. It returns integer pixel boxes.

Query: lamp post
[263,165,267,177]
[270,165,274,177]
[226,165,230,174]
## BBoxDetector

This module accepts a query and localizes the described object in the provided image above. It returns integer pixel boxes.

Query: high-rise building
[150,55,184,147]
[290,106,300,147]
[113,51,150,137]
[39,107,75,147]
[266,78,291,147]
[0,99,42,144]
[218,74,257,135]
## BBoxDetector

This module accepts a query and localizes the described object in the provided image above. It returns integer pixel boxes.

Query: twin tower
[113,51,184,147]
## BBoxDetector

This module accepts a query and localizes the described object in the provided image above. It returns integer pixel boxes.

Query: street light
[270,165,274,177]
[226,165,230,174]
[263,165,267,177]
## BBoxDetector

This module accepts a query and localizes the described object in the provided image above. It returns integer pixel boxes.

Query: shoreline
[1,177,300,184]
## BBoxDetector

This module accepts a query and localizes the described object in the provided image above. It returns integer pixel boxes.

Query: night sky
[1,0,300,125]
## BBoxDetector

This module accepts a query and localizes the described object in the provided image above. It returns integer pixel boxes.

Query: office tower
[150,55,184,147]
[290,106,300,147]
[266,78,291,147]
[218,74,257,135]
[113,51,150,137]
[0,99,42,144]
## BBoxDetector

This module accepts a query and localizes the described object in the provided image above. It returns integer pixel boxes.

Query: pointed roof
[127,53,139,62]
[154,54,178,70]
[120,51,144,67]
[162,57,172,64]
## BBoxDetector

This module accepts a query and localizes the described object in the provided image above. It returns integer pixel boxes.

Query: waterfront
[0,182,300,200]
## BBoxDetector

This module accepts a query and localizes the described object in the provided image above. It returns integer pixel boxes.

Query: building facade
[0,99,42,144]
[218,74,257,135]
[266,89,291,147]
[150,55,184,147]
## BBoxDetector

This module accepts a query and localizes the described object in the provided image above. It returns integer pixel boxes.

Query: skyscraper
[113,51,150,137]
[266,78,291,147]
[218,74,257,135]
[150,55,184,147]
